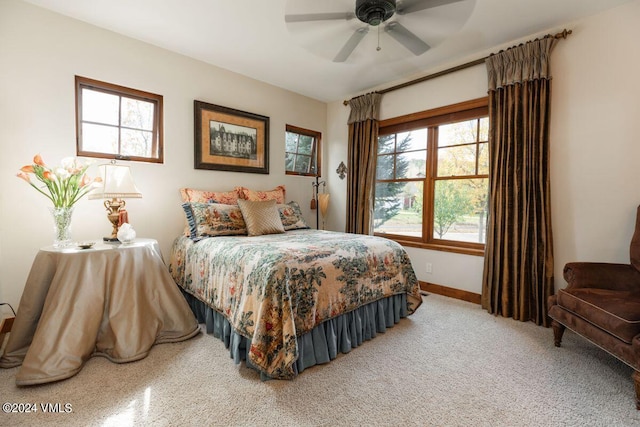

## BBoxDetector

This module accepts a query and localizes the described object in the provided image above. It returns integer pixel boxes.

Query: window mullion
[475,119,480,174]
[117,95,123,155]
[424,127,437,244]
[311,138,317,174]
[292,134,300,172]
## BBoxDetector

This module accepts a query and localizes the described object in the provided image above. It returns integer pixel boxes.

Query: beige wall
[0,0,326,310]
[326,0,640,295]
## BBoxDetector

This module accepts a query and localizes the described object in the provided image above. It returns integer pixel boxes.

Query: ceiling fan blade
[396,0,466,15]
[285,12,354,23]
[384,22,430,55]
[333,27,369,63]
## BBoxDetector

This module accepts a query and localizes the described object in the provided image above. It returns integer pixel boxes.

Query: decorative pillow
[182,202,247,238]
[236,185,286,204]
[278,201,309,231]
[179,188,240,235]
[237,199,285,236]
[180,188,240,204]
[181,203,198,238]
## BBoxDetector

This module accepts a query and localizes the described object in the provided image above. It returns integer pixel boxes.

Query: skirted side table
[0,238,199,385]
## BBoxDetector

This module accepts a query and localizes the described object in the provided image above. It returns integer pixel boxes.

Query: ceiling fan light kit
[285,0,469,63]
[355,0,396,26]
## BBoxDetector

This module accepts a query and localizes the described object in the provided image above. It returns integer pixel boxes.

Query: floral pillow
[278,201,309,231]
[180,188,240,204]
[182,202,247,239]
[179,188,240,236]
[236,185,286,204]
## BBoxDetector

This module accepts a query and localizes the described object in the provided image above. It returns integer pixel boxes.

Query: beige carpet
[1,294,639,427]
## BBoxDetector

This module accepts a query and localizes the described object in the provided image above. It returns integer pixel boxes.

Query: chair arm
[563,262,640,291]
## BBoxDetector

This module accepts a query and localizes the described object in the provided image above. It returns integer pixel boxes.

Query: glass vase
[49,206,74,248]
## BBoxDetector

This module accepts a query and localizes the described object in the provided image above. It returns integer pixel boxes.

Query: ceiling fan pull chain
[377,25,382,51]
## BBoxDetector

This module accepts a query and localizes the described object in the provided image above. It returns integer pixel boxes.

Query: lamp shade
[318,193,330,218]
[89,163,142,199]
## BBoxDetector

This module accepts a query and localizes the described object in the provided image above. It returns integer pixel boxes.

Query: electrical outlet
[425,263,432,274]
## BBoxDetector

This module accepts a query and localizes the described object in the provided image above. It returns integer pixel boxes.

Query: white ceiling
[23,0,634,103]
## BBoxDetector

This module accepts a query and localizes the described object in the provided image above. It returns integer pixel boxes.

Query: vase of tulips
[17,154,101,247]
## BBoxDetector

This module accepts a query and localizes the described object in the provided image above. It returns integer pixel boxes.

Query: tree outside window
[374,130,426,236]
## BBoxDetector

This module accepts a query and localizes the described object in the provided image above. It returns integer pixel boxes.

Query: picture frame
[194,100,269,174]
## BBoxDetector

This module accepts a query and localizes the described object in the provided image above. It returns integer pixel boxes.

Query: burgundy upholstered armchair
[548,205,640,409]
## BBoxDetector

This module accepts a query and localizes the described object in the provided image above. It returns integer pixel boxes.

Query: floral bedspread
[168,229,422,379]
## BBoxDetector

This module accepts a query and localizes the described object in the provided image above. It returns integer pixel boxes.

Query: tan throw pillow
[237,199,285,236]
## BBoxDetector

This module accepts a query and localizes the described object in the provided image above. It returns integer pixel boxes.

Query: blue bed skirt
[181,290,409,379]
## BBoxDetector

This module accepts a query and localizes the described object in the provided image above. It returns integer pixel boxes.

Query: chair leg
[633,371,640,410]
[552,320,565,347]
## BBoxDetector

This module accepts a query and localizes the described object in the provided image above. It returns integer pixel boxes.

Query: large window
[75,76,163,163]
[285,125,321,177]
[374,98,488,255]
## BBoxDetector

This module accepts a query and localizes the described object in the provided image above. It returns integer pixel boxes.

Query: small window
[285,125,321,177]
[75,76,163,163]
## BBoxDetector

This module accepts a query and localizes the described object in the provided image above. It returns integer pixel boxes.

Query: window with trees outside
[75,76,164,163]
[285,125,321,177]
[374,98,488,255]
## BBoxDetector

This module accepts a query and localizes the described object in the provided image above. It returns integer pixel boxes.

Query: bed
[169,187,422,379]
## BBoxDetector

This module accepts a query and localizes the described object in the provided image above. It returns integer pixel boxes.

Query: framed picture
[194,100,269,174]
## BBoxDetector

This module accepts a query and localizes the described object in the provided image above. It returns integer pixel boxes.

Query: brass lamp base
[103,198,126,241]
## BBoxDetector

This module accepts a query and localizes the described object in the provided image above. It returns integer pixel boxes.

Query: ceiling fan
[285,0,467,63]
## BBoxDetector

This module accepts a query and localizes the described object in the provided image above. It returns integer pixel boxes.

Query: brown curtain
[346,92,382,235]
[482,37,556,326]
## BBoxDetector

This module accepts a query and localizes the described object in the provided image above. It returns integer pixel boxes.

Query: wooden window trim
[379,97,488,131]
[285,124,322,177]
[374,97,489,256]
[75,76,164,164]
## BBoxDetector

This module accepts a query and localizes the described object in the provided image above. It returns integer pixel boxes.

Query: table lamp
[89,162,142,241]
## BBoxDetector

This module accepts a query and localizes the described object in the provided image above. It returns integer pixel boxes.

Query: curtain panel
[346,93,382,235]
[482,37,556,327]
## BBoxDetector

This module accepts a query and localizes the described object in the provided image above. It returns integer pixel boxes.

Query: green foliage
[412,182,423,214]
[17,155,100,208]
[374,133,411,229]
[433,180,472,238]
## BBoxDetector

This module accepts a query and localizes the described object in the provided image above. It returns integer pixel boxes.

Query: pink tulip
[16,172,31,182]
[33,154,45,166]
[20,165,34,173]
[79,174,91,187]
[42,171,55,181]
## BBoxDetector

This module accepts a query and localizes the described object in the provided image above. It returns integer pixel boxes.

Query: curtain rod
[343,29,572,106]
